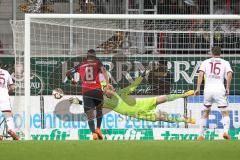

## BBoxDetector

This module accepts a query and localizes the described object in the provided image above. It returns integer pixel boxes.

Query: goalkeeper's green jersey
[103,77,158,121]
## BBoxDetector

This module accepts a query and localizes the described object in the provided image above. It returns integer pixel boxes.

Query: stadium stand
[0,0,240,55]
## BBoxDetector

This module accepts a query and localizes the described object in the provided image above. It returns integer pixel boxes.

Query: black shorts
[83,89,103,111]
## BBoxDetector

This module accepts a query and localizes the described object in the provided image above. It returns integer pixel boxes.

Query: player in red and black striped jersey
[66,49,111,140]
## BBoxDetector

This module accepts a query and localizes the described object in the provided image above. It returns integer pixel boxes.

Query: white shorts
[0,98,12,111]
[202,89,228,111]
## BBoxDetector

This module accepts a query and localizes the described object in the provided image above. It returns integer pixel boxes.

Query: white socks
[199,118,207,136]
[5,117,15,132]
[199,116,230,137]
[222,116,230,134]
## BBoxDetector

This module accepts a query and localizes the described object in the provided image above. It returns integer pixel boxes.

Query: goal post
[24,15,31,140]
[10,14,240,140]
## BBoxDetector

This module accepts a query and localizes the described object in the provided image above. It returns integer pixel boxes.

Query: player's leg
[0,111,3,140]
[198,108,210,140]
[94,89,104,140]
[95,104,103,140]
[111,90,195,122]
[129,97,194,123]
[2,111,19,140]
[155,110,196,124]
[216,93,231,140]
[0,99,19,140]
[135,109,195,124]
[198,91,212,141]
[83,95,98,140]
[134,90,194,112]
[221,110,230,140]
[156,90,194,104]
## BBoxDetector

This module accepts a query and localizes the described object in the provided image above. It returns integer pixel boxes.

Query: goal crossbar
[25,14,240,20]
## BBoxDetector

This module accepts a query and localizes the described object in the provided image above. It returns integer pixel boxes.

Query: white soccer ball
[52,88,64,99]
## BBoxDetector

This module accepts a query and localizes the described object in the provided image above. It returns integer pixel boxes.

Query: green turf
[0,141,240,160]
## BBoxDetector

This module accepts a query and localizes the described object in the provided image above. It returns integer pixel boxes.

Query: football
[52,88,64,99]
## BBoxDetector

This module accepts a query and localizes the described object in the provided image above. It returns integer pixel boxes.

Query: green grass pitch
[0,141,240,160]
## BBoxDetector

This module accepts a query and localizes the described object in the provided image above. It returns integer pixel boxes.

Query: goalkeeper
[71,74,195,124]
[100,76,195,124]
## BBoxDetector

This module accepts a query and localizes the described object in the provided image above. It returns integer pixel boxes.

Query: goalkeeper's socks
[222,116,230,134]
[166,91,194,102]
[166,94,184,102]
[173,116,194,123]
[164,114,187,123]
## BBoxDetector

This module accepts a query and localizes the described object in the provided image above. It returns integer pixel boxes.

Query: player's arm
[121,69,150,94]
[195,70,204,96]
[118,76,143,95]
[195,62,205,96]
[225,61,233,95]
[65,64,80,84]
[8,84,15,93]
[7,72,15,94]
[100,66,112,88]
[226,71,232,95]
[98,59,115,91]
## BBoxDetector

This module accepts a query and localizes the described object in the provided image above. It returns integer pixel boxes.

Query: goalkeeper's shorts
[114,97,157,121]
[135,97,157,110]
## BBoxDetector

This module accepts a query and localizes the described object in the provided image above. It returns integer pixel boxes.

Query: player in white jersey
[0,65,19,140]
[195,46,233,140]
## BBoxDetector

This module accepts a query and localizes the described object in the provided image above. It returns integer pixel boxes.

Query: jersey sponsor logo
[208,74,221,79]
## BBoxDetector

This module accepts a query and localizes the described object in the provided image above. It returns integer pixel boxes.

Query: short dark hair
[211,46,221,55]
[87,49,96,58]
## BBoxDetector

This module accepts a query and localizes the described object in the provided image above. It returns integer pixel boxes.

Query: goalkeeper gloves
[68,97,82,105]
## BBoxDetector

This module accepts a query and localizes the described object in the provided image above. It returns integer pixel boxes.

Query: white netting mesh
[10,15,240,140]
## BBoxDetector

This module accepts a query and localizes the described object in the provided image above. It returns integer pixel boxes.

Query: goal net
[10,14,240,140]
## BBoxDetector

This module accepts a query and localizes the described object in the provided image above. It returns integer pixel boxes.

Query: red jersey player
[66,49,111,140]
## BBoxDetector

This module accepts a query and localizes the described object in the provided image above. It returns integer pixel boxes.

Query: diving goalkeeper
[70,74,195,124]
[101,76,195,124]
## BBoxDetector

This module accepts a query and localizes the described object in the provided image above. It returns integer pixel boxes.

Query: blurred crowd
[0,0,240,55]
